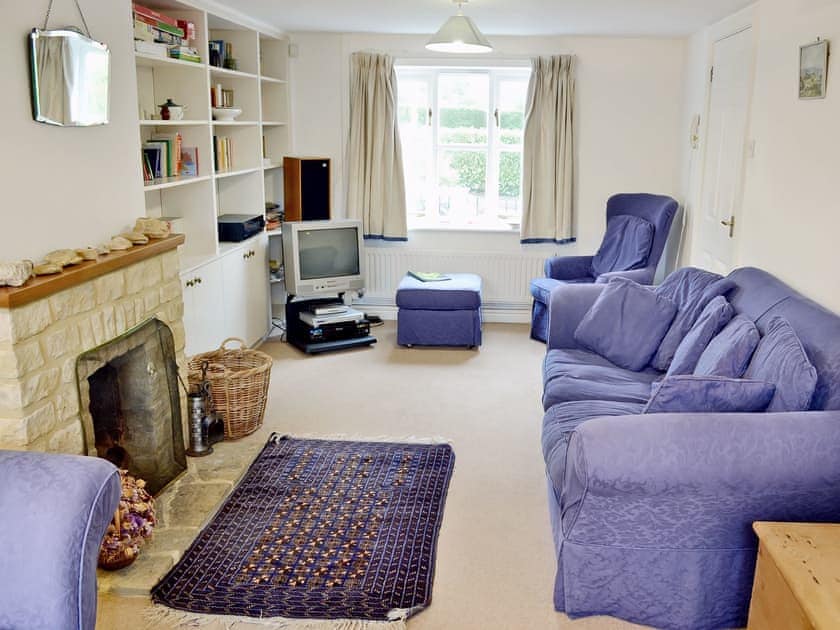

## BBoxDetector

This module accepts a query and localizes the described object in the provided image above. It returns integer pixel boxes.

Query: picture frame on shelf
[799,39,829,99]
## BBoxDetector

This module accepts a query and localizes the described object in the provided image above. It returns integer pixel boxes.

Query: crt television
[282,219,366,297]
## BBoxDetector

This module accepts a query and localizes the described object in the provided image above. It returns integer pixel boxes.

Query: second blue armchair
[530,193,678,342]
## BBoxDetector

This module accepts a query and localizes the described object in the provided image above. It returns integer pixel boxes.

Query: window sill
[408,225,520,234]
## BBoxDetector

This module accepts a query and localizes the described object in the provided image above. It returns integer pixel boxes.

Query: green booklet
[408,271,451,282]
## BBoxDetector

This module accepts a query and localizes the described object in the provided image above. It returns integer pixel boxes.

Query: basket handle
[219,337,247,350]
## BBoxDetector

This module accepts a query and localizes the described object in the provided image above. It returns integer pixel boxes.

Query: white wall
[289,32,686,259]
[681,0,840,313]
[0,0,143,262]
[739,0,840,312]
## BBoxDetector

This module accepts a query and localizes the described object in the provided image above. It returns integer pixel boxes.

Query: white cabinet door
[245,234,270,344]
[221,233,269,347]
[182,259,225,357]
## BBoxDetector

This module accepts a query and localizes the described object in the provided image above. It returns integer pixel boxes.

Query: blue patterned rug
[151,435,455,622]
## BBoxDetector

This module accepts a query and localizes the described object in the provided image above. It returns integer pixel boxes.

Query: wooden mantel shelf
[0,234,185,309]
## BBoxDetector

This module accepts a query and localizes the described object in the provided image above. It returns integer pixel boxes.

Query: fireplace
[77,318,185,495]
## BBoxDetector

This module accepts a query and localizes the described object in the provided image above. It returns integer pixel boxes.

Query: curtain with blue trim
[520,55,576,244]
[347,52,408,241]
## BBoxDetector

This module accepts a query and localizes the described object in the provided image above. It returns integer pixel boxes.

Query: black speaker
[283,157,330,221]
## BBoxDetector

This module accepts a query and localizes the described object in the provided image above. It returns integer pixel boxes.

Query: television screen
[298,227,360,280]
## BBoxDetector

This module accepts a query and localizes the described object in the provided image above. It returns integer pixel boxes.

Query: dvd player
[299,307,364,328]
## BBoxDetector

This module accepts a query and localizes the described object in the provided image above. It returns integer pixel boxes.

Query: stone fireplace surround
[0,236,188,455]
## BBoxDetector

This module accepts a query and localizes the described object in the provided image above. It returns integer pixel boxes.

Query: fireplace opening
[77,318,186,495]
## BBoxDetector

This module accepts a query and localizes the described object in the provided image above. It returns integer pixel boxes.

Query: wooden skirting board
[0,234,185,309]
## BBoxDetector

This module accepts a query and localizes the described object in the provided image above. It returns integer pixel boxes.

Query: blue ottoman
[396,273,482,347]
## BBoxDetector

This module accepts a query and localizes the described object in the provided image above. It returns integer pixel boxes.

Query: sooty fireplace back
[76,318,185,495]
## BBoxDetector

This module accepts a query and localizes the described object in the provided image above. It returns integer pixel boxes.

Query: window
[396,66,530,231]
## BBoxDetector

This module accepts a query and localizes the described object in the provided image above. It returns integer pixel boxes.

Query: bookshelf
[132,1,292,351]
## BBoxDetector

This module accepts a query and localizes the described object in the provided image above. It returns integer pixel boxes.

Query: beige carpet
[97,321,647,630]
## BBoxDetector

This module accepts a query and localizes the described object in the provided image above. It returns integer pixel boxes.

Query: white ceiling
[214,0,754,37]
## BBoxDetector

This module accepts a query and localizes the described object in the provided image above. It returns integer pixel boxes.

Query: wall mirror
[29,28,110,126]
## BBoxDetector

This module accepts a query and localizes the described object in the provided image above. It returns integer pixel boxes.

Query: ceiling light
[426,0,492,54]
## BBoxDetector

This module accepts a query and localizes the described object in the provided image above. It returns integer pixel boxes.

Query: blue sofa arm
[546,283,607,350]
[594,267,655,285]
[0,451,121,630]
[562,412,840,548]
[545,255,593,281]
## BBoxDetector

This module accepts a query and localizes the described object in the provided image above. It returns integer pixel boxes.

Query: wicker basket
[188,338,273,440]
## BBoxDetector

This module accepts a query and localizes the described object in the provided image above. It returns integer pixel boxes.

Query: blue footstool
[396,273,482,348]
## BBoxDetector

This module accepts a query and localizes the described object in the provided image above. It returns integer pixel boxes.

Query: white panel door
[697,28,755,274]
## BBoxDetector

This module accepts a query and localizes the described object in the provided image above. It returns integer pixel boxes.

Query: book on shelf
[142,151,155,182]
[134,39,169,57]
[150,132,183,177]
[208,40,224,67]
[169,46,201,63]
[143,141,168,178]
[213,136,233,172]
[134,13,184,39]
[132,3,178,27]
[407,271,451,282]
[180,147,199,177]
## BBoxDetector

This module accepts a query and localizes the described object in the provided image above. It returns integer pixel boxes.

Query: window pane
[498,151,523,223]
[438,149,487,225]
[397,78,433,218]
[438,73,489,145]
[498,79,528,146]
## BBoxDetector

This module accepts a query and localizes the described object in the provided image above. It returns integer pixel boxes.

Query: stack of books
[132,3,201,63]
[213,136,233,172]
[142,132,181,180]
[141,132,200,182]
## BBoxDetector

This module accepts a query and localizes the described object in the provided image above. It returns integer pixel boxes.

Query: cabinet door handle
[250,250,256,257]
[185,280,194,288]
[195,276,202,285]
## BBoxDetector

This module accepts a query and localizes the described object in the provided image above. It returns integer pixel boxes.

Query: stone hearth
[0,240,187,454]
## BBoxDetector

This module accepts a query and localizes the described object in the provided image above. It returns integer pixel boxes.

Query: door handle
[720,216,735,238]
[494,108,500,128]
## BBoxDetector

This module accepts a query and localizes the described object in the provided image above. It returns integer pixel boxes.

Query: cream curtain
[346,52,408,241]
[520,55,576,244]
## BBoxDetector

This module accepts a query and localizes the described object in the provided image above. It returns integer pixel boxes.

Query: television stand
[285,296,376,354]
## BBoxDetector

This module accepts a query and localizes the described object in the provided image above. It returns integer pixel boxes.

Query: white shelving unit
[132,0,291,352]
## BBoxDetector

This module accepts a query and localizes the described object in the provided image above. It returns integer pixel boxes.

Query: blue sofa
[540,267,840,629]
[0,450,121,630]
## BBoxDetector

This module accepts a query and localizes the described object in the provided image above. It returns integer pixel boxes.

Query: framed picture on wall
[799,39,829,99]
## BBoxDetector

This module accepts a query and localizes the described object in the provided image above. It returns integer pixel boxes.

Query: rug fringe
[275,433,453,446]
[144,605,407,629]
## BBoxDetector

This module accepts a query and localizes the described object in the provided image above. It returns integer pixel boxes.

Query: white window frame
[396,62,531,232]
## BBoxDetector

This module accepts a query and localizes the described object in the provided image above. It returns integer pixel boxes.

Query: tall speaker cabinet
[283,157,331,221]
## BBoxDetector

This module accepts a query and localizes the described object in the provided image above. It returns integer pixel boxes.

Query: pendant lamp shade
[426,4,492,54]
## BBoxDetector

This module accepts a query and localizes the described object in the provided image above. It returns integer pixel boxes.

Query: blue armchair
[529,193,678,342]
[0,450,121,630]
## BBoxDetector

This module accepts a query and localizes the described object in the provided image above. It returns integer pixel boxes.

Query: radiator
[360,249,547,322]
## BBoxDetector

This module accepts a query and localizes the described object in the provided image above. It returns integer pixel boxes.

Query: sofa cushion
[396,273,482,310]
[542,400,644,495]
[574,277,677,371]
[643,375,775,414]
[666,296,734,376]
[591,215,655,277]
[694,315,760,378]
[543,348,661,409]
[744,316,818,412]
[651,268,736,371]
